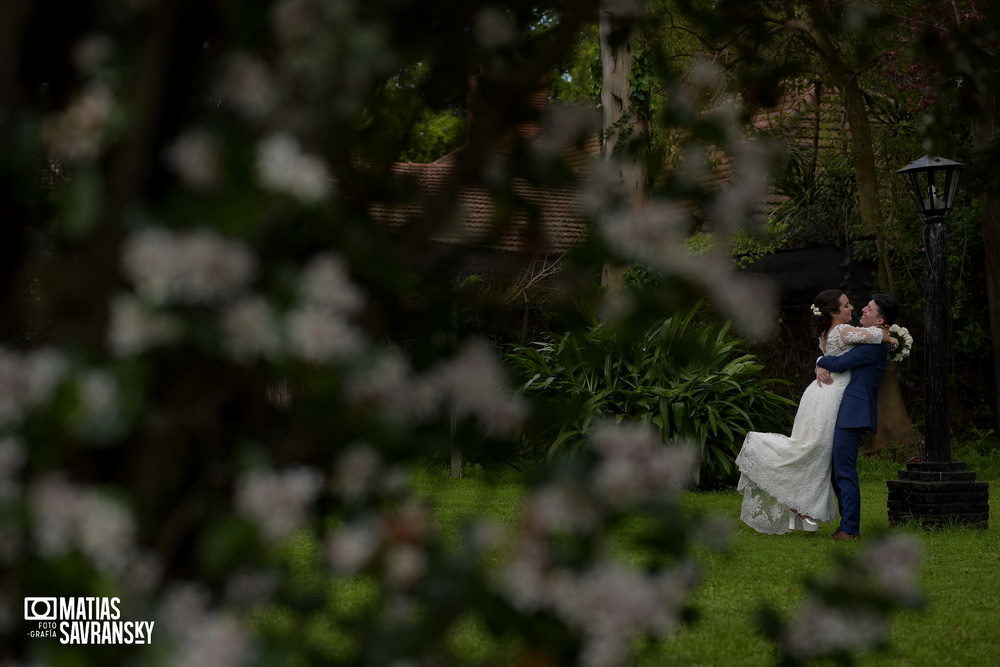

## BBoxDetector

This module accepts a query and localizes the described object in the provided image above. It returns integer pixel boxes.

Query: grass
[410,460,1000,666]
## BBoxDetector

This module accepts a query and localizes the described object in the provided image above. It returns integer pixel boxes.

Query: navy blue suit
[817,344,887,535]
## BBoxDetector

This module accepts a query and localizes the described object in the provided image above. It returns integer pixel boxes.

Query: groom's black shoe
[831,530,858,540]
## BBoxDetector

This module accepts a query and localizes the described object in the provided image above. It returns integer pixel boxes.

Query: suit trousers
[831,426,866,535]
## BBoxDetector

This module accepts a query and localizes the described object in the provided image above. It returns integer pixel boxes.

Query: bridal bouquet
[888,324,913,361]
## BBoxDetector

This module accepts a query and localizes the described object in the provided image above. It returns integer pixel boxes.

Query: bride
[735,289,897,534]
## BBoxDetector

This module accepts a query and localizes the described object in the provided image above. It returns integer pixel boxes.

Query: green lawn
[412,464,1000,666]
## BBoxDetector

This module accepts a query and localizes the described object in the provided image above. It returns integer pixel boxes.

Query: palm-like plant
[508,304,795,487]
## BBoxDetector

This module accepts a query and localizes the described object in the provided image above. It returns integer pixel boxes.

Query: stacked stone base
[886,461,989,528]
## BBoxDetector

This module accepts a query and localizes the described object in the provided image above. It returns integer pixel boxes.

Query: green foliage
[507,304,795,487]
[397,109,464,163]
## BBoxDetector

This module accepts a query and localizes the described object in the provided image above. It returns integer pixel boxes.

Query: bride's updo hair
[810,289,844,337]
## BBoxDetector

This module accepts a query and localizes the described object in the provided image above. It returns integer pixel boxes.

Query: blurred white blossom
[160,585,252,667]
[170,614,251,667]
[429,339,527,436]
[285,307,364,364]
[531,104,599,160]
[76,492,136,573]
[687,57,724,93]
[22,348,68,408]
[384,545,426,590]
[600,201,689,272]
[860,535,923,603]
[30,475,135,574]
[499,539,548,611]
[549,561,700,667]
[235,466,323,541]
[347,349,420,419]
[220,296,282,362]
[42,83,114,161]
[108,293,180,357]
[256,133,332,203]
[300,253,364,314]
[602,0,644,19]
[273,0,314,43]
[72,369,121,439]
[165,128,221,190]
[327,521,380,573]
[0,347,69,428]
[782,601,886,660]
[579,160,621,215]
[706,140,776,235]
[217,53,278,121]
[73,34,113,74]
[527,482,599,534]
[332,443,380,502]
[590,422,697,506]
[599,199,777,340]
[474,7,517,49]
[122,227,256,305]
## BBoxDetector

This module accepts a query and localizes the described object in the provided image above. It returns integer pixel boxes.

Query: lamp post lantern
[887,155,989,529]
[896,155,963,462]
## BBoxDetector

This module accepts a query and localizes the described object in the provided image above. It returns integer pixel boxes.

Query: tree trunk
[839,76,920,454]
[599,2,647,293]
[841,76,892,290]
[787,13,921,454]
[973,90,1000,432]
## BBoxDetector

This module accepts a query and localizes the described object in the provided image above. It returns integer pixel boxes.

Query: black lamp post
[888,155,989,529]
[896,155,963,462]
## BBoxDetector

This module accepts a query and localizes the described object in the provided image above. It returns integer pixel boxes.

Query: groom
[815,292,900,540]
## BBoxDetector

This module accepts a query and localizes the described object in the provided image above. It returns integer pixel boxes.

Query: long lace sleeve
[824,324,884,357]
[836,324,883,345]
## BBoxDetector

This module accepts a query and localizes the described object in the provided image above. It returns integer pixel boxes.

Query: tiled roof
[371,80,847,255]
[370,161,590,254]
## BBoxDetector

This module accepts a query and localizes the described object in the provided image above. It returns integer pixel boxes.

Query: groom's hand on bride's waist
[815,365,833,386]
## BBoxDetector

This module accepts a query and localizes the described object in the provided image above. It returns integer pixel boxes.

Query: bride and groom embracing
[736,290,901,540]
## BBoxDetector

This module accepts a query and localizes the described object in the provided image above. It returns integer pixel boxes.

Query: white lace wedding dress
[735,323,883,534]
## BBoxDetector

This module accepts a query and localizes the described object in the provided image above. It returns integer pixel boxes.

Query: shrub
[508,304,796,487]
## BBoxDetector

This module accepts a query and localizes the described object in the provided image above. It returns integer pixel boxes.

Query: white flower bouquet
[887,324,913,362]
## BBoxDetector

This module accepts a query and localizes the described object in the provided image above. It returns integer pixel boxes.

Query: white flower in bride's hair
[810,304,823,317]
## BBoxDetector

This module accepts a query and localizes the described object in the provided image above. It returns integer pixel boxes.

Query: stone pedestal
[887,461,989,528]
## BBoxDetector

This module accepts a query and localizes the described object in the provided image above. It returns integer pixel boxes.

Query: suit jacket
[817,343,887,432]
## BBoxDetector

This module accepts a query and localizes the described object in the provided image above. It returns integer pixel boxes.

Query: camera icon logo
[24,598,58,621]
